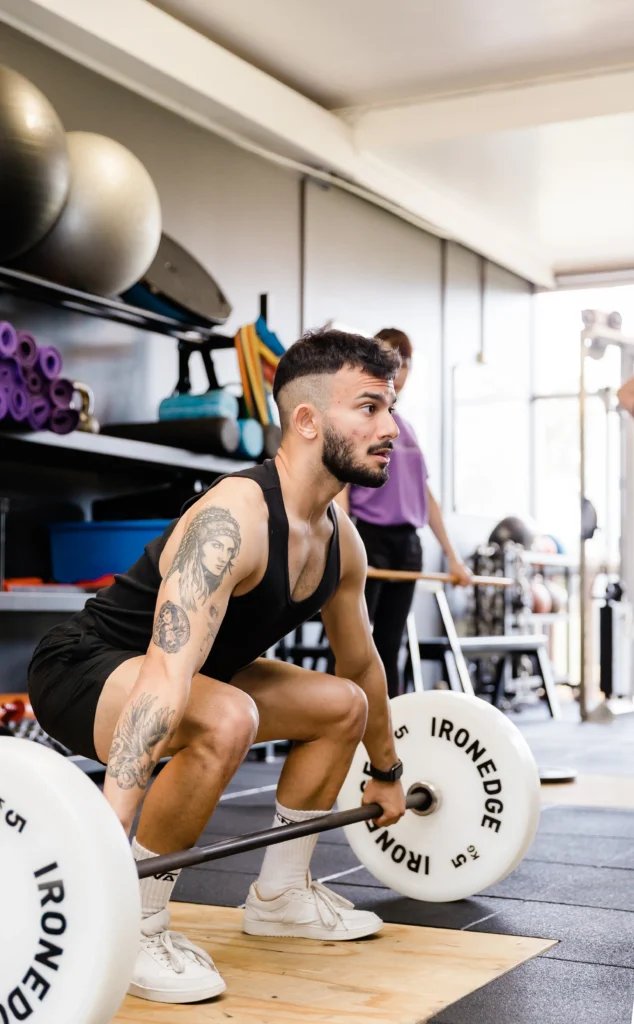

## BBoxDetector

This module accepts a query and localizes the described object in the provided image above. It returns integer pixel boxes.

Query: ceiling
[148,0,634,278]
[6,0,634,284]
[151,0,634,109]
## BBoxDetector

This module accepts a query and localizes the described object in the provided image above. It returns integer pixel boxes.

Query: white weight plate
[338,691,541,902]
[0,738,140,1023]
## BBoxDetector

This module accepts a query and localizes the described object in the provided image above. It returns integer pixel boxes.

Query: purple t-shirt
[349,413,429,528]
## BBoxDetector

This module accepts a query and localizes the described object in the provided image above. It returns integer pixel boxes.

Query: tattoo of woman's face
[164,505,241,611]
[152,599,190,653]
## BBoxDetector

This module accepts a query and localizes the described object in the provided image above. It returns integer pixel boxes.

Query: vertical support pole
[0,497,8,592]
[406,611,424,692]
[435,589,475,695]
[579,329,588,720]
[620,347,634,698]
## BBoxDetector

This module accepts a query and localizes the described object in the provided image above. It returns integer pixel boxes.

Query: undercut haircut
[273,328,400,431]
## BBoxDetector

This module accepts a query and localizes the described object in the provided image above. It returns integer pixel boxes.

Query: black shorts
[27,612,141,762]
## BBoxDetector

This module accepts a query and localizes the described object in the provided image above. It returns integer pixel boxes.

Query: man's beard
[322,423,391,488]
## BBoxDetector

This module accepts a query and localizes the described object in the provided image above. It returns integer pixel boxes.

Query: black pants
[355,519,423,700]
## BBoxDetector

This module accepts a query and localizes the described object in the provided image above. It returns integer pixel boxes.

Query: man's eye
[362,404,375,413]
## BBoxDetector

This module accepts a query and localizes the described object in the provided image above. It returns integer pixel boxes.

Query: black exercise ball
[0,65,69,262]
[488,516,536,549]
[16,131,162,296]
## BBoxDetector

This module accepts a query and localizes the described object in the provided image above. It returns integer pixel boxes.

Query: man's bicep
[164,501,245,612]
[321,574,375,674]
[152,492,255,675]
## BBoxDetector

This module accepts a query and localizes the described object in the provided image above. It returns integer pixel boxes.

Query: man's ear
[291,402,320,440]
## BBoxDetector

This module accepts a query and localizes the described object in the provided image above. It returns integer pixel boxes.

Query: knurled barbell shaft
[136,789,431,879]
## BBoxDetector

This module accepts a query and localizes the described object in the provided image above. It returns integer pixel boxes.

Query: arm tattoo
[200,603,220,653]
[106,693,176,790]
[164,505,241,611]
[153,600,190,653]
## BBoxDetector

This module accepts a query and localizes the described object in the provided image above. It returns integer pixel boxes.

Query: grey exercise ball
[16,131,162,296]
[0,65,69,262]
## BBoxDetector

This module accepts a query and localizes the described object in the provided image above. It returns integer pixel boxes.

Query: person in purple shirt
[338,327,471,698]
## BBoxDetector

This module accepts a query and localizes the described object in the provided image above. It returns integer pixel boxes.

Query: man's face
[321,367,399,487]
[202,535,235,577]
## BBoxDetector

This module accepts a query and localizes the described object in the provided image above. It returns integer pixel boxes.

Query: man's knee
[181,688,259,758]
[325,677,368,740]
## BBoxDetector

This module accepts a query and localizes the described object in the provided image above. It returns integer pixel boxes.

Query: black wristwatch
[368,759,403,783]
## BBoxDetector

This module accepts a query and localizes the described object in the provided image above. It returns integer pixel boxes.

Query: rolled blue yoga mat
[159,389,239,422]
[237,418,264,459]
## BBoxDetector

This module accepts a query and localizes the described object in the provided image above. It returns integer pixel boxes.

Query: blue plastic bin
[48,520,172,583]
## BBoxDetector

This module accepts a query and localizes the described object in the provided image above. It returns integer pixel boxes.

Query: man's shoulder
[183,476,269,537]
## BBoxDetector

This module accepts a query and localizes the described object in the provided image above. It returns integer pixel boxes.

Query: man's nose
[381,411,399,440]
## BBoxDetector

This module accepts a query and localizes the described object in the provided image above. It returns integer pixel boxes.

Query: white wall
[303,179,443,499]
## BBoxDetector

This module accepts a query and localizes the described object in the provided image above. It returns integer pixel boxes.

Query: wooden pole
[366,567,512,588]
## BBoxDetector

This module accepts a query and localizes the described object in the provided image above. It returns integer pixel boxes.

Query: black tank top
[79,460,340,682]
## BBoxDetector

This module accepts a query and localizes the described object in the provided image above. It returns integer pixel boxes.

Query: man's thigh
[93,655,251,763]
[231,658,357,744]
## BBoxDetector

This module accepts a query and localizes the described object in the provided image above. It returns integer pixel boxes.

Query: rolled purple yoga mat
[27,395,51,430]
[7,383,29,421]
[16,332,38,368]
[0,322,17,358]
[24,368,44,395]
[0,388,7,421]
[0,358,23,389]
[49,407,79,435]
[37,345,63,381]
[48,377,74,409]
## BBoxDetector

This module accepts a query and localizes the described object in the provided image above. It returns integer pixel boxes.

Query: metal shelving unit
[0,591,91,613]
[1,427,253,477]
[0,266,235,344]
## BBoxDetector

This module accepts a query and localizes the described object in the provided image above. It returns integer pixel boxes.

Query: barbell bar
[137,789,432,878]
[1,690,541,1024]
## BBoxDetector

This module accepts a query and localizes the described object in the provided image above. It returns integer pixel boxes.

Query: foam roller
[237,418,264,459]
[159,390,239,422]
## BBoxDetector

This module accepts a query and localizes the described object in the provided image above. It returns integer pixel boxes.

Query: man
[28,328,407,1005]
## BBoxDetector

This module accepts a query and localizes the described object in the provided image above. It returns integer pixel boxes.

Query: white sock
[255,802,329,900]
[132,837,182,919]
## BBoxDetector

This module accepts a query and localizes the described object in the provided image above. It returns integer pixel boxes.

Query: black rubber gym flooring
[164,712,634,1024]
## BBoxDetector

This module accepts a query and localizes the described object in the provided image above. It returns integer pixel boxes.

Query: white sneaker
[128,909,226,1003]
[243,875,383,941]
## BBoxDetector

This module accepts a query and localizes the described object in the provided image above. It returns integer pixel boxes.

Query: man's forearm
[350,659,398,770]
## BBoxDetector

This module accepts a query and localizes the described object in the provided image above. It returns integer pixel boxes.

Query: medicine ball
[0,65,69,261]
[488,516,536,549]
[15,132,162,296]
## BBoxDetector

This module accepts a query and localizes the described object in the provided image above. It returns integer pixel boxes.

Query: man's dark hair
[273,327,400,404]
[375,327,413,362]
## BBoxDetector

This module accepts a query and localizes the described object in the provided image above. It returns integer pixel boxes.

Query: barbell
[1,690,540,1023]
